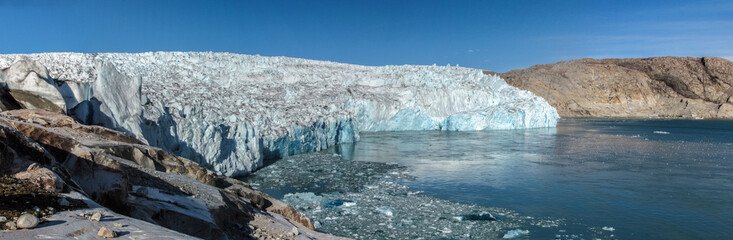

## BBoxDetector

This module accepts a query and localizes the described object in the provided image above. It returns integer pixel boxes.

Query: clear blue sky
[1,0,732,72]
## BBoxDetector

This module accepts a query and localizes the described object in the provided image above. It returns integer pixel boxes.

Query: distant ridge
[487,57,733,118]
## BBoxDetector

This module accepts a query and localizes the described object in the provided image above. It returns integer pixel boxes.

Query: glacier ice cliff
[0,52,558,176]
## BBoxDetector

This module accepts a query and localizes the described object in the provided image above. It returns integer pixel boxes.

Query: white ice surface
[0,52,558,176]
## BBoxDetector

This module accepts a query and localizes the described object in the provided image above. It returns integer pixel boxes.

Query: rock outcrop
[0,60,67,113]
[0,109,346,240]
[492,57,733,118]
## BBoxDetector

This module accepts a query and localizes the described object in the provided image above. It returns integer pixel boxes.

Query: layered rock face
[0,52,558,176]
[0,109,343,240]
[492,57,733,118]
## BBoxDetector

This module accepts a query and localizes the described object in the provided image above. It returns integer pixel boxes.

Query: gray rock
[59,198,70,206]
[16,214,39,229]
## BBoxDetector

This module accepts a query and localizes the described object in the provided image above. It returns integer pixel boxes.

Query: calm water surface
[334,119,733,239]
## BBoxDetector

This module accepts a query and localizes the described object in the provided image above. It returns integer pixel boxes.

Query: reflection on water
[334,119,733,239]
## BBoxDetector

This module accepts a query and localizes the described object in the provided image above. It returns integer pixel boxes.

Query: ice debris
[0,52,559,176]
[375,206,395,217]
[248,151,544,239]
[324,199,356,208]
[502,229,529,239]
[463,212,497,221]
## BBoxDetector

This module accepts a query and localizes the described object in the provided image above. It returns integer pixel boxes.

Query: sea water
[245,119,733,239]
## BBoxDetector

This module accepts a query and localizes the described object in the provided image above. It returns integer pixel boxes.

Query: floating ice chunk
[502,229,529,238]
[463,212,497,221]
[653,131,670,134]
[376,206,395,217]
[324,199,356,208]
[283,192,324,205]
[602,226,615,231]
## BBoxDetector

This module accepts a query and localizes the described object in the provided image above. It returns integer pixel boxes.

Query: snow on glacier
[0,52,559,176]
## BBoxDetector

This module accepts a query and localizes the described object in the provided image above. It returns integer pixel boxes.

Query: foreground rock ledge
[0,109,347,240]
[490,56,733,118]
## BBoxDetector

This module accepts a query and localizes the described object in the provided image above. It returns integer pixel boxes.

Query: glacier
[0,52,558,176]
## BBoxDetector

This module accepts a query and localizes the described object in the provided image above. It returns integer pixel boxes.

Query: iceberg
[0,52,559,176]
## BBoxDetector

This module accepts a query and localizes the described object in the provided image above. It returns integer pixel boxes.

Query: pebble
[97,226,117,238]
[90,212,102,221]
[59,198,70,206]
[0,216,6,222]
[5,221,17,230]
[16,214,39,229]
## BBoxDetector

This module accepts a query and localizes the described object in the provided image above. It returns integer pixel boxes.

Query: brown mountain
[487,57,733,118]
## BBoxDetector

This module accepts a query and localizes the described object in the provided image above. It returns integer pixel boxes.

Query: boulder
[13,163,64,192]
[97,226,117,238]
[16,214,39,229]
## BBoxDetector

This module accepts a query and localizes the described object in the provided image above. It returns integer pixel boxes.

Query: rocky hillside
[488,57,733,118]
[0,109,345,240]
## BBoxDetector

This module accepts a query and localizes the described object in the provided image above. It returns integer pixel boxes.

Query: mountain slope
[490,57,733,118]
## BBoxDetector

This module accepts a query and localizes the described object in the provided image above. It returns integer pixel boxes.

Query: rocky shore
[488,57,733,118]
[0,109,346,240]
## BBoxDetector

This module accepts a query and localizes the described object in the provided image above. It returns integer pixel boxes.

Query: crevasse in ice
[0,52,559,176]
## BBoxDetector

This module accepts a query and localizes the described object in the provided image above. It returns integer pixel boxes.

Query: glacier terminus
[0,52,559,176]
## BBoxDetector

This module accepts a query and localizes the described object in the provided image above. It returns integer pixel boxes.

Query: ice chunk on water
[602,226,615,231]
[503,229,530,238]
[462,211,497,221]
[324,199,356,208]
[283,192,325,205]
[653,131,670,134]
[376,206,395,217]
